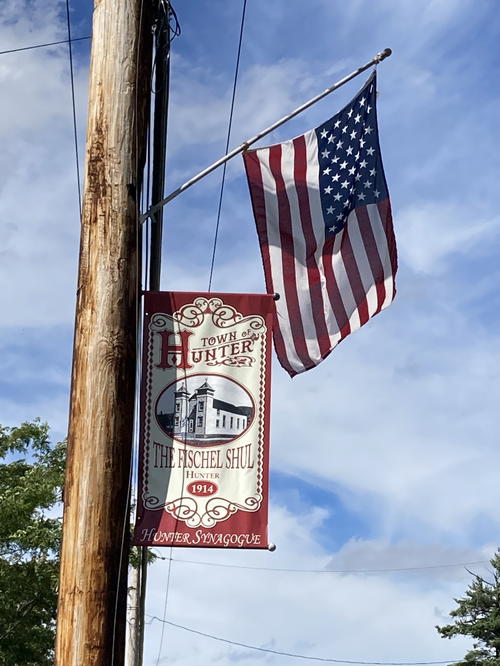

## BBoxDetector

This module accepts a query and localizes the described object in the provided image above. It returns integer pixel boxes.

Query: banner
[134,292,275,548]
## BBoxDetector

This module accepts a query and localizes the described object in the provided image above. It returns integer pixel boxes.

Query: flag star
[323,167,332,175]
[366,147,375,156]
[350,186,355,194]
[359,96,366,106]
[354,113,361,123]
[333,192,342,201]
[355,173,362,181]
[358,192,366,201]
[369,168,376,176]
[374,189,380,198]
[364,180,372,188]
[364,126,373,134]
[340,161,348,169]
[347,108,353,118]
[324,185,333,194]
[348,166,356,175]
[321,149,330,158]
[327,206,335,214]
[355,152,360,161]
[332,173,340,182]
[341,179,349,188]
[336,213,344,221]
[320,129,328,139]
[346,146,353,156]
[342,125,348,133]
[329,225,337,232]
[343,199,350,207]
[360,138,366,148]
[327,134,335,144]
[366,104,372,113]
[334,119,341,128]
[350,130,357,139]
[359,159,367,168]
[331,156,339,163]
[336,140,344,149]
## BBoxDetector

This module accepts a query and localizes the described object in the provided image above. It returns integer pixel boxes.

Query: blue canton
[315,73,388,237]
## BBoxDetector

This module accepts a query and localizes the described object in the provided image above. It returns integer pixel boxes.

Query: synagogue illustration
[157,378,253,444]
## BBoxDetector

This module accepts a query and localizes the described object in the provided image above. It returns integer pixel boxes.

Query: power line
[207,0,247,291]
[168,556,489,575]
[146,616,460,665]
[65,0,82,213]
[0,35,90,57]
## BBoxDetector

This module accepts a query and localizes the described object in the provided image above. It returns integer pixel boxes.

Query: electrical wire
[154,547,174,666]
[0,35,90,56]
[65,0,82,213]
[168,556,489,575]
[207,0,247,291]
[146,616,460,665]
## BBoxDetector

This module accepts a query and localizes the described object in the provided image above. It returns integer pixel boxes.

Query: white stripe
[331,223,361,333]
[366,203,395,309]
[303,130,343,350]
[280,138,322,365]
[258,146,303,373]
[345,211,379,318]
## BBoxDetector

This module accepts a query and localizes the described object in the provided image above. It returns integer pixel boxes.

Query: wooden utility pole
[55,0,152,664]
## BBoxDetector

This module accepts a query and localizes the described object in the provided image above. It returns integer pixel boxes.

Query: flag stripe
[290,136,330,364]
[280,140,321,367]
[321,235,351,342]
[378,198,398,286]
[268,144,314,371]
[355,205,387,315]
[243,150,297,376]
[294,135,333,362]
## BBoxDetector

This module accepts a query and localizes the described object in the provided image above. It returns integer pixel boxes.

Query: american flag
[243,72,397,377]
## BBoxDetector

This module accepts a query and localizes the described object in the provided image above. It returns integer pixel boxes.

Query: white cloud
[397,202,499,274]
[140,506,477,665]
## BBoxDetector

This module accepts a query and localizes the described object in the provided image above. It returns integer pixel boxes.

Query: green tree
[437,550,500,666]
[0,420,65,666]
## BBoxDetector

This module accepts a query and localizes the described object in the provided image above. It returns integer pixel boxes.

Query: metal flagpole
[141,47,392,221]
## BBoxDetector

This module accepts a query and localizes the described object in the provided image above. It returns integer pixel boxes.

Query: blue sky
[1,0,500,664]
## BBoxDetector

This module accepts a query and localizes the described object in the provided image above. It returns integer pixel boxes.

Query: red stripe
[341,223,370,326]
[269,145,313,368]
[268,144,313,371]
[355,205,386,315]
[378,199,398,286]
[321,236,351,340]
[243,150,296,377]
[242,152,273,294]
[292,136,331,360]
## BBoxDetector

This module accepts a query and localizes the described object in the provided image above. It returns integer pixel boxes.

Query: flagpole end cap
[268,543,277,552]
[375,48,392,63]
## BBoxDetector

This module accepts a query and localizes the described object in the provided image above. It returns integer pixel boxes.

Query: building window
[175,416,179,426]
[222,415,226,427]
[230,417,233,428]
[198,400,204,410]
[237,418,240,428]
[216,419,220,428]
[189,421,193,433]
[197,416,203,427]
[217,409,220,416]
[175,402,180,412]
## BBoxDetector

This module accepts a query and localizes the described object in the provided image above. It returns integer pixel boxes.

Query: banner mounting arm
[140,48,392,222]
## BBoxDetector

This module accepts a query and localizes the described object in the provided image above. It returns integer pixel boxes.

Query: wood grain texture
[55,0,152,663]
